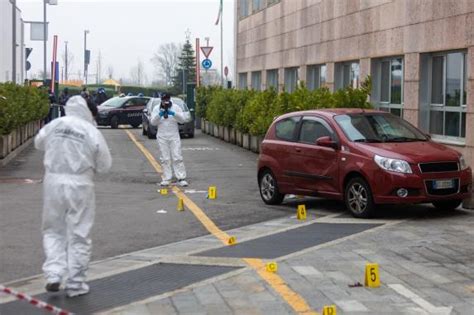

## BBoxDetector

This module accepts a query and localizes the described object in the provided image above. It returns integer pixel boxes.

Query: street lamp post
[43,0,58,82]
[12,0,16,83]
[84,30,89,84]
[64,41,68,81]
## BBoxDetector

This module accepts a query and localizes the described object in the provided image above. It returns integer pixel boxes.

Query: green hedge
[197,77,372,136]
[0,82,49,135]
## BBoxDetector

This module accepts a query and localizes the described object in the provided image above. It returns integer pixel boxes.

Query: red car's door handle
[295,148,301,152]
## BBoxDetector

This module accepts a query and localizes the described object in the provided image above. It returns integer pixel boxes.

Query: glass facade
[306,64,326,90]
[284,67,298,93]
[266,69,279,90]
[251,71,262,90]
[372,57,403,117]
[238,72,248,89]
[429,52,467,140]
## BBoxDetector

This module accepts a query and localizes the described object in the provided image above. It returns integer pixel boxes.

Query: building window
[252,0,264,12]
[335,61,359,90]
[251,71,261,90]
[307,64,327,91]
[284,67,298,93]
[267,0,280,5]
[428,52,467,140]
[238,72,248,89]
[239,0,249,18]
[266,69,279,90]
[371,57,403,117]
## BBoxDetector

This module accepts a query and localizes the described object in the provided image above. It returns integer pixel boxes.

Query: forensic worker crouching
[34,96,112,297]
[150,93,190,187]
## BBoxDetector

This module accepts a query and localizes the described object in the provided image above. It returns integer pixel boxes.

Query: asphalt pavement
[0,128,290,283]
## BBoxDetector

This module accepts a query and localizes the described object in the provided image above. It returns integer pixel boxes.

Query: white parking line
[388,284,453,315]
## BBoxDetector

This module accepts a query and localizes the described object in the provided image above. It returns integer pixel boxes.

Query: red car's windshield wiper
[385,136,426,142]
[354,138,383,143]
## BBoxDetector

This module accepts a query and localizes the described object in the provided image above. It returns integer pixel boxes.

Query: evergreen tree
[173,39,196,94]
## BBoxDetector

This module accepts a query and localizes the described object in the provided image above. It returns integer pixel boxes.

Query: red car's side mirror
[316,136,338,149]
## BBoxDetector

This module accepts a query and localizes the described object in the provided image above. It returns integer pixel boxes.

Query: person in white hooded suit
[151,94,189,187]
[35,95,112,297]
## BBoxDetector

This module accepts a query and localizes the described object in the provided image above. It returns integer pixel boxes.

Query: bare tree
[95,51,103,84]
[61,46,74,81]
[130,59,145,86]
[106,65,114,79]
[151,43,182,86]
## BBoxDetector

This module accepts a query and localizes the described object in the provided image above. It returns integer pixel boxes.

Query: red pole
[51,35,58,93]
[196,38,200,87]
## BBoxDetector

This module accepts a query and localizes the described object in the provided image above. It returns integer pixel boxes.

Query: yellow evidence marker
[364,263,380,288]
[227,236,236,245]
[208,186,217,199]
[158,188,168,195]
[297,204,307,220]
[322,305,337,315]
[266,262,278,273]
[177,198,184,211]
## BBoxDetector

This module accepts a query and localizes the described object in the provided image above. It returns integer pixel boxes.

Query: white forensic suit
[34,96,112,297]
[150,101,189,185]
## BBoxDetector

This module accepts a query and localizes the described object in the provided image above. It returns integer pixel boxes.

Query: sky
[17,0,235,85]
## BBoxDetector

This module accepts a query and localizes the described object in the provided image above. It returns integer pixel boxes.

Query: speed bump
[364,263,380,288]
[177,198,184,211]
[266,262,278,273]
[322,305,337,315]
[297,205,307,220]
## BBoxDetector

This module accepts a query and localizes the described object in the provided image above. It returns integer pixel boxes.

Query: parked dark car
[96,96,150,128]
[142,97,194,139]
[257,109,472,218]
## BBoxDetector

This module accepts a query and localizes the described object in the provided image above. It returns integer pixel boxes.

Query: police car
[96,96,150,128]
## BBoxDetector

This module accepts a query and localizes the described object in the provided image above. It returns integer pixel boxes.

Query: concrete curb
[0,137,34,167]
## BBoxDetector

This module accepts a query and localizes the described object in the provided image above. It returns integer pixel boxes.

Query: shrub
[0,82,49,135]
[198,76,372,137]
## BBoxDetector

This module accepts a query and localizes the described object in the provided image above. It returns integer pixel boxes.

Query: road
[0,128,294,283]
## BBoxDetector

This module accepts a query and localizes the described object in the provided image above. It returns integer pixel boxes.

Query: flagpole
[220,0,224,87]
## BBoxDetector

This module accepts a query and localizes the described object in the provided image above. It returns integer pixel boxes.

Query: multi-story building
[0,0,25,84]
[235,0,474,165]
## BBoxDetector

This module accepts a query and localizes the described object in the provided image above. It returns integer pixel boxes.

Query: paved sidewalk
[2,206,474,315]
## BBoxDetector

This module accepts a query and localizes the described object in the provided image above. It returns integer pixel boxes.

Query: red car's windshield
[334,113,428,143]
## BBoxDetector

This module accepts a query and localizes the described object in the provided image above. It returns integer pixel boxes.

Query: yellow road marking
[244,258,318,315]
[126,130,319,315]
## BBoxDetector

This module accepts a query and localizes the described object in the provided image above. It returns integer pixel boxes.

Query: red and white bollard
[0,285,72,315]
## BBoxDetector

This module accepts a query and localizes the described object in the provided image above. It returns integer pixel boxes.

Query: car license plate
[433,179,454,190]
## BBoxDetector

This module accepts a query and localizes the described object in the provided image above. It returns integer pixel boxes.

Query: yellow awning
[102,79,120,86]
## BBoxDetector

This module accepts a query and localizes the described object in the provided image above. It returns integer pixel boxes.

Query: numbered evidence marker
[227,236,236,246]
[177,198,184,211]
[266,262,278,273]
[158,188,168,195]
[364,263,381,288]
[297,204,307,220]
[322,305,337,315]
[208,186,217,199]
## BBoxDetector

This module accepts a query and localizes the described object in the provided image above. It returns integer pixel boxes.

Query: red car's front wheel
[345,177,375,218]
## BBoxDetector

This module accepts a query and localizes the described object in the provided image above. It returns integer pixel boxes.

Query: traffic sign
[200,46,213,58]
[202,59,212,70]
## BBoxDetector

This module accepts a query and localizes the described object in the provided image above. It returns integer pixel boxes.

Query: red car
[257,109,472,218]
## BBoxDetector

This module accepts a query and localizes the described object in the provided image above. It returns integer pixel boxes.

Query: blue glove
[167,110,175,116]
[159,110,165,117]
